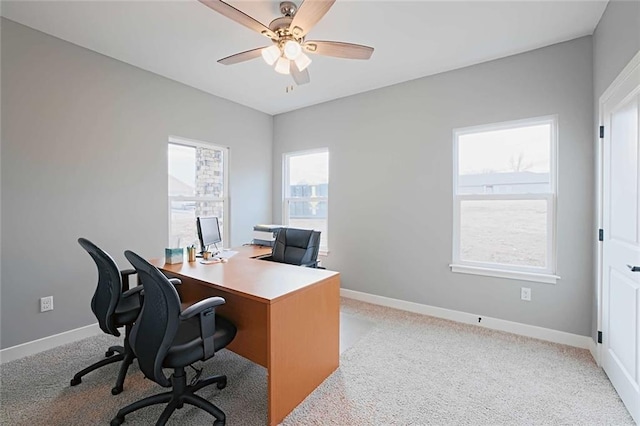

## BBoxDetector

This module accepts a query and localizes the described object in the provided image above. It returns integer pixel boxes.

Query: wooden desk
[152,246,340,426]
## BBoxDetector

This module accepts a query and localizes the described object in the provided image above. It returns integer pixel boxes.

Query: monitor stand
[199,243,220,257]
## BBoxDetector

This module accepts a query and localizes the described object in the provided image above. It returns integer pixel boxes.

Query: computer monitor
[196,216,222,255]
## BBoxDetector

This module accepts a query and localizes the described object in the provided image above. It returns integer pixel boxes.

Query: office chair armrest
[121,285,143,299]
[179,297,226,321]
[120,268,136,292]
[159,271,181,286]
[180,297,226,359]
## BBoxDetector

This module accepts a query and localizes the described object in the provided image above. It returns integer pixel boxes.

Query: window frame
[450,115,560,284]
[282,148,330,253]
[168,135,230,248]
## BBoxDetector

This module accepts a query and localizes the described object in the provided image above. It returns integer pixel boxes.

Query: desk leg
[267,275,340,425]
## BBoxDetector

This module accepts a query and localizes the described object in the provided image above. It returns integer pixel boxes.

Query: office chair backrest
[78,237,124,337]
[124,250,181,388]
[271,228,321,266]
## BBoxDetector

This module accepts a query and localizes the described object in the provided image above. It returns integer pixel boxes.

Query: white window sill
[449,264,560,284]
[319,250,329,257]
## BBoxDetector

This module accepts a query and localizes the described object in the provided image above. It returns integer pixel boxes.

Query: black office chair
[71,238,142,395]
[262,228,321,267]
[111,250,237,426]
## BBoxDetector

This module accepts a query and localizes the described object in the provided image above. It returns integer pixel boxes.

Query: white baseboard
[0,323,102,364]
[341,288,594,350]
[1,292,599,364]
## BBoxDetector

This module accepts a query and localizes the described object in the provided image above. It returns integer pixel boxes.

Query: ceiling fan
[198,0,374,86]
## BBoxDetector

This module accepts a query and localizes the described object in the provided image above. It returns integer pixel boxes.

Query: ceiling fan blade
[303,40,374,60]
[218,47,266,65]
[198,0,278,40]
[289,0,336,38]
[291,61,311,85]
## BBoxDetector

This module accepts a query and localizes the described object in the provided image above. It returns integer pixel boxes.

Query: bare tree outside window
[509,152,533,172]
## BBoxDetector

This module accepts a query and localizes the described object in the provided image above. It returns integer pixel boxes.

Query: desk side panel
[268,275,340,425]
[170,275,269,368]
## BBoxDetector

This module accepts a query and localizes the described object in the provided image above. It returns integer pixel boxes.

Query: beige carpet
[1,298,633,425]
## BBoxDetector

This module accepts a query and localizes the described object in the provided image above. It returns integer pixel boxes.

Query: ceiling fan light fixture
[261,45,281,66]
[206,0,374,86]
[274,57,291,75]
[294,52,312,71]
[283,40,302,60]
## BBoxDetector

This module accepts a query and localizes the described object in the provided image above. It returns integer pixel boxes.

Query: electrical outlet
[521,287,531,301]
[40,296,54,312]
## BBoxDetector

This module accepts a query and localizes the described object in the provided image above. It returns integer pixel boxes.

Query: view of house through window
[453,117,557,276]
[284,149,329,251]
[168,137,228,248]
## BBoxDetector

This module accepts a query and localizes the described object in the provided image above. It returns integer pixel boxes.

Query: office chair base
[70,327,135,395]
[111,349,135,395]
[70,352,124,386]
[105,345,125,358]
[110,367,227,426]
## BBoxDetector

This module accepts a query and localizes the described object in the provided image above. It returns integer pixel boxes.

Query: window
[168,136,228,248]
[451,116,559,284]
[283,149,329,252]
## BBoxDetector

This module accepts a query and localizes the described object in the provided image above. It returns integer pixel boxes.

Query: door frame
[592,51,640,366]
[596,50,640,366]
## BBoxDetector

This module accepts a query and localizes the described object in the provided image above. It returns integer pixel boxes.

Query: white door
[601,54,640,424]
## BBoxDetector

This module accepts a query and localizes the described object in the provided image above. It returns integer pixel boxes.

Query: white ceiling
[1,0,608,115]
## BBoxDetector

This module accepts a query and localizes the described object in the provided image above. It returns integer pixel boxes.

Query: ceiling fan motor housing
[279,1,298,17]
[269,16,294,35]
[270,2,302,42]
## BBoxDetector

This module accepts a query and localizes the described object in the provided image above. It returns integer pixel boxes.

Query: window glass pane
[288,200,329,249]
[169,144,225,197]
[196,146,225,198]
[287,152,329,198]
[169,140,226,249]
[458,124,551,194]
[170,200,196,247]
[286,150,329,250]
[170,200,224,248]
[460,199,547,268]
[169,144,195,196]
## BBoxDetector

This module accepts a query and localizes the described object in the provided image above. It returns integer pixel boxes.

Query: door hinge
[599,229,604,241]
[599,126,604,139]
[597,331,602,344]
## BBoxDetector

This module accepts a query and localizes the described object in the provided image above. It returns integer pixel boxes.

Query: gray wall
[274,37,594,336]
[0,19,273,349]
[591,0,640,341]
[593,0,640,100]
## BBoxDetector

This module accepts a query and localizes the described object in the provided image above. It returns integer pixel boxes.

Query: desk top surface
[152,245,339,303]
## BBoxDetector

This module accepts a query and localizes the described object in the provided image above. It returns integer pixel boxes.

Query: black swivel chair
[262,228,321,267]
[111,250,237,426]
[71,238,142,395]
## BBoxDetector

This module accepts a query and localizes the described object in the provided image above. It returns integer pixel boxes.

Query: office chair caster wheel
[70,377,81,386]
[216,378,227,390]
[111,386,123,395]
[105,350,115,357]
[110,416,124,426]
